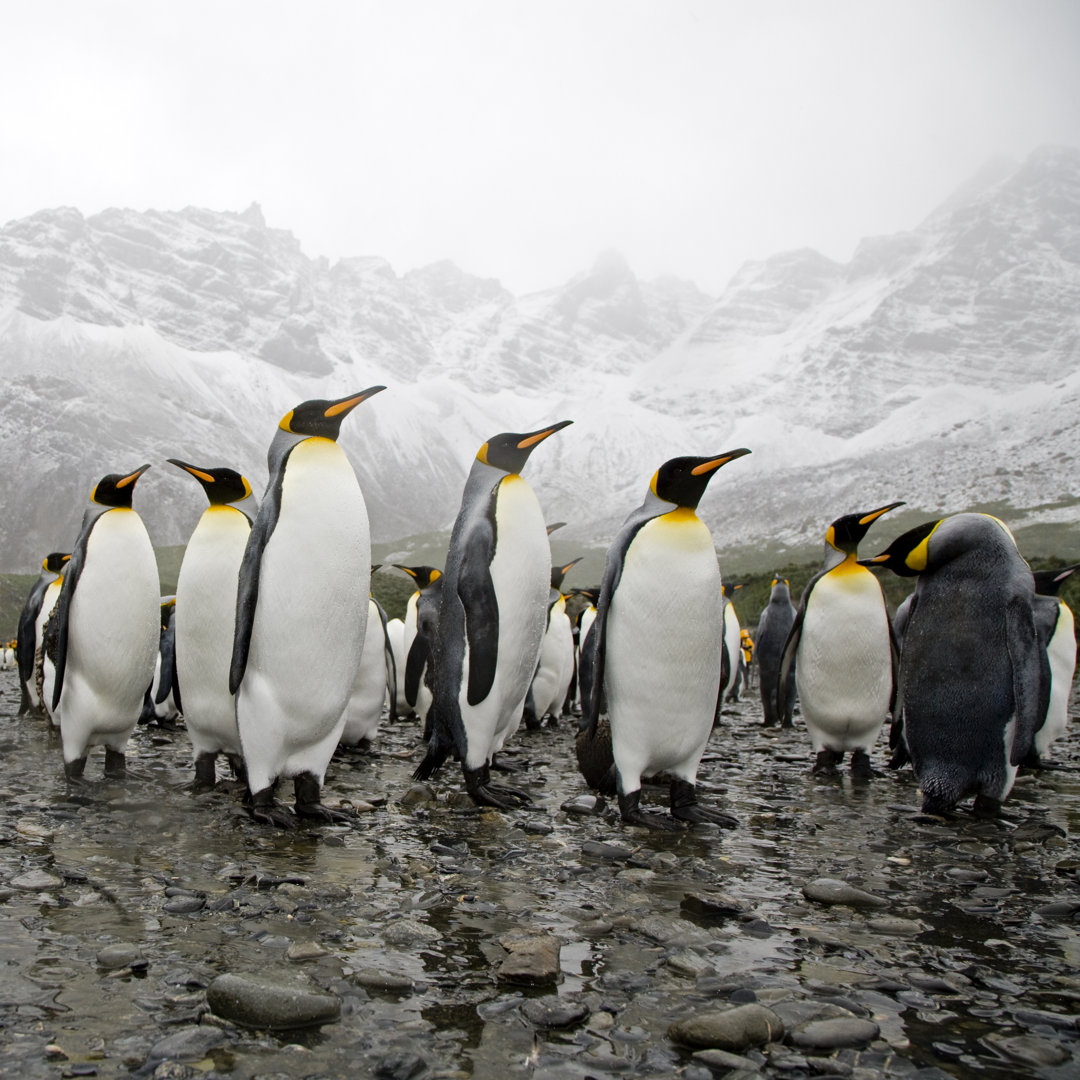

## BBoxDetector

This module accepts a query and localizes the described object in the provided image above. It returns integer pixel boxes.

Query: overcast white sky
[2,1,1078,295]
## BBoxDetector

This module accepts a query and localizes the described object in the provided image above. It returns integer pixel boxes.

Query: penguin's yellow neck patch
[500,473,525,488]
[829,553,864,577]
[663,507,699,524]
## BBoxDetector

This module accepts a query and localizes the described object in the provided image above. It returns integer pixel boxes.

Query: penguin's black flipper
[155,618,179,708]
[376,600,397,720]
[51,530,92,710]
[776,595,808,726]
[404,635,430,709]
[457,523,500,707]
[1006,594,1052,767]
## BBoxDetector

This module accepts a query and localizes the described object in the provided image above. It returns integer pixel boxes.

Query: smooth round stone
[206,972,341,1030]
[11,869,63,891]
[802,879,887,908]
[351,968,415,992]
[867,916,923,936]
[521,996,590,1029]
[668,1004,784,1050]
[97,944,144,970]
[382,919,441,946]
[399,784,436,806]
[789,1017,880,1050]
[285,941,329,962]
[163,896,206,914]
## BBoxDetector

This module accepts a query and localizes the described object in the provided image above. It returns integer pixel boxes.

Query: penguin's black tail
[413,735,450,782]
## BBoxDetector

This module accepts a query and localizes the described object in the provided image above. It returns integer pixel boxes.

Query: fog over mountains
[1,145,1077,573]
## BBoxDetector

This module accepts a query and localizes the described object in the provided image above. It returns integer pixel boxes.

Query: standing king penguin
[582,450,750,829]
[230,389,384,825]
[339,568,397,751]
[862,513,1049,815]
[16,552,69,716]
[757,578,797,727]
[777,502,904,776]
[395,564,443,735]
[169,461,258,790]
[1029,563,1078,764]
[523,558,582,729]
[52,466,160,779]
[415,420,572,807]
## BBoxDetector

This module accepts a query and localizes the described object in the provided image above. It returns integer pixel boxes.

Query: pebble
[399,783,437,806]
[145,1026,228,1064]
[983,1032,1070,1067]
[96,944,144,970]
[382,918,441,946]
[789,1017,881,1049]
[206,972,342,1030]
[561,794,606,816]
[374,1052,427,1080]
[581,840,634,861]
[867,916,923,936]
[520,995,590,1028]
[497,935,561,986]
[163,896,206,914]
[668,1003,785,1050]
[11,869,63,890]
[15,820,55,840]
[285,941,330,962]
[691,1048,762,1071]
[681,891,748,921]
[351,968,415,992]
[802,878,888,908]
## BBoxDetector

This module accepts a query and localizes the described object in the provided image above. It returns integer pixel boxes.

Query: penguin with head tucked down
[414,420,572,807]
[777,502,904,776]
[581,449,750,829]
[52,466,160,779]
[231,388,384,825]
[1028,563,1078,765]
[523,557,582,730]
[862,513,1049,816]
[395,565,443,736]
[757,578,797,727]
[169,460,258,790]
[16,553,69,716]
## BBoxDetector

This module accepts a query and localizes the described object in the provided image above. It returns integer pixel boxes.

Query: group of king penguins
[10,387,1078,830]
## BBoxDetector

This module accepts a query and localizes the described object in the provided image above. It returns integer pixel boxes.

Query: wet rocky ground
[0,668,1078,1080]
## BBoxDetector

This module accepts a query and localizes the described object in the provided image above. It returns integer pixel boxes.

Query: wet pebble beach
[0,668,1078,1080]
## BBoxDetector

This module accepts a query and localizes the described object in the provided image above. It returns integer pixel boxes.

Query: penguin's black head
[43,552,70,573]
[1033,563,1080,597]
[279,387,386,441]
[721,582,743,598]
[168,460,253,506]
[574,586,600,605]
[91,464,151,508]
[859,518,942,576]
[551,557,582,591]
[394,564,442,589]
[826,501,905,555]
[477,420,573,474]
[651,449,751,510]
[160,596,176,630]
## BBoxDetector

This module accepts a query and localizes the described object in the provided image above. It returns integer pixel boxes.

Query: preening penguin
[16,552,69,716]
[230,388,384,825]
[777,502,903,776]
[169,460,258,790]
[757,578,797,727]
[1029,563,1078,764]
[582,449,750,829]
[862,513,1049,816]
[414,420,573,807]
[52,465,160,779]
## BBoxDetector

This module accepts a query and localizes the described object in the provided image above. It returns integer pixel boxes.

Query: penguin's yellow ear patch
[649,469,660,496]
[429,569,442,582]
[905,519,943,572]
[477,442,490,465]
[825,525,836,549]
[279,410,295,432]
[241,477,253,499]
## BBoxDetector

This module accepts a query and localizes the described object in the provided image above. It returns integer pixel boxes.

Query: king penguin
[1029,563,1078,764]
[169,460,258,790]
[777,502,904,776]
[581,450,750,829]
[718,582,743,712]
[862,512,1049,815]
[756,578,797,727]
[395,564,443,736]
[339,567,397,751]
[140,597,181,726]
[414,420,573,807]
[523,558,582,729]
[52,465,160,779]
[230,388,385,825]
[16,552,69,716]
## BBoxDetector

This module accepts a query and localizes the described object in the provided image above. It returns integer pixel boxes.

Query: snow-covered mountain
[1,145,1077,573]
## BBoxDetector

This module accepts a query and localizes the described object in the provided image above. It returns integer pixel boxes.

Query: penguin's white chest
[1036,601,1077,756]
[606,511,722,778]
[796,564,892,749]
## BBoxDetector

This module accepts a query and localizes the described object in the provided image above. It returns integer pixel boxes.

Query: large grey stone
[789,1017,880,1049]
[802,878,888,908]
[206,972,341,1030]
[497,935,561,986]
[668,1003,784,1050]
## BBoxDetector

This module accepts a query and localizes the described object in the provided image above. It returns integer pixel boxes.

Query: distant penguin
[395,565,443,735]
[340,571,397,750]
[52,466,160,779]
[140,597,181,726]
[16,553,69,715]
[523,558,581,729]
[574,587,601,710]
[1029,563,1078,764]
[581,450,750,828]
[718,583,743,711]
[169,460,258,790]
[777,503,904,775]
[386,617,407,717]
[231,388,384,825]
[730,627,754,699]
[862,513,1049,816]
[414,420,572,807]
[1,642,14,670]
[757,578,797,727]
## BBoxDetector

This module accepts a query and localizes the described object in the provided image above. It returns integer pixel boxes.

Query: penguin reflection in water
[778,502,904,777]
[579,450,749,829]
[415,421,573,807]
[863,513,1049,816]
[230,389,384,825]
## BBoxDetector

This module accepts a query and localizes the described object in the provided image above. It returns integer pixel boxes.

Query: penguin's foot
[486,782,532,804]
[812,748,843,775]
[463,767,526,809]
[850,749,878,780]
[522,706,541,731]
[64,756,88,783]
[972,794,1003,818]
[192,753,218,793]
[489,754,525,774]
[103,750,127,779]
[669,779,737,829]
[293,773,352,824]
[248,786,296,829]
[618,789,680,831]
[226,754,248,786]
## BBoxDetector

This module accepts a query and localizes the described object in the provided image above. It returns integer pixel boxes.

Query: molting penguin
[756,578,797,727]
[1029,563,1078,764]
[523,558,581,729]
[16,553,69,716]
[414,420,572,807]
[581,450,750,829]
[169,460,258,790]
[395,565,443,736]
[52,466,160,779]
[777,502,903,776]
[231,388,384,825]
[339,567,397,750]
[862,513,1049,816]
